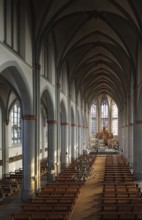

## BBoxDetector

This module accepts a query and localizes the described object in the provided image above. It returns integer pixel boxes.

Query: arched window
[112,101,118,135]
[101,98,108,129]
[11,101,21,144]
[91,102,97,135]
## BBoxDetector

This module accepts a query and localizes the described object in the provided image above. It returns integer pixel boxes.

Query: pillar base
[134,172,142,181]
[21,189,35,201]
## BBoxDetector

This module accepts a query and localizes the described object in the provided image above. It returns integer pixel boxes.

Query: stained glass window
[112,101,118,135]
[101,99,108,129]
[11,101,21,144]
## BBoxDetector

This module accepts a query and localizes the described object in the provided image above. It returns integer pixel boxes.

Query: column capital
[135,120,142,124]
[61,122,69,126]
[22,115,37,120]
[57,83,60,89]
[5,119,9,125]
[71,123,76,127]
[83,125,86,128]
[47,120,58,124]
[35,64,41,70]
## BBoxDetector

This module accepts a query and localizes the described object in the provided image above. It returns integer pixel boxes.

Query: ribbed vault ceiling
[32,0,142,108]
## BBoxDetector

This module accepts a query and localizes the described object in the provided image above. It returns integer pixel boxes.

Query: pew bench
[98,212,142,220]
[102,191,142,198]
[28,198,76,205]
[100,204,142,212]
[102,198,142,204]
[21,204,72,214]
[11,213,69,220]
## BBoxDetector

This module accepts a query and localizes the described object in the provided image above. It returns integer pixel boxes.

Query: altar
[96,127,113,145]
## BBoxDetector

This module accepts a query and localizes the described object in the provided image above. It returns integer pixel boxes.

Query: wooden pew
[28,198,76,205]
[98,212,142,220]
[11,213,69,220]
[102,191,142,198]
[21,204,72,213]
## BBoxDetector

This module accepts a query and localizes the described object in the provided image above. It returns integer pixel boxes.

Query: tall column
[22,114,36,201]
[124,125,129,160]
[61,122,69,169]
[2,120,10,175]
[47,120,58,180]
[129,123,134,167]
[33,64,40,192]
[97,102,101,134]
[127,98,133,166]
[78,125,82,156]
[67,96,71,165]
[71,123,77,161]
[133,120,142,180]
[82,125,86,149]
[56,83,61,174]
[108,105,111,135]
[120,108,125,153]
[118,110,123,149]
[40,116,45,159]
[86,125,89,148]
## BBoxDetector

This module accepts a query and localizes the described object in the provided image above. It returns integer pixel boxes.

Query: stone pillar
[61,122,69,169]
[33,64,40,192]
[82,125,86,150]
[56,83,61,174]
[121,126,125,154]
[118,110,123,149]
[108,105,111,135]
[86,125,89,148]
[78,125,82,156]
[120,108,125,153]
[97,102,101,133]
[41,117,45,159]
[133,120,142,180]
[71,123,77,161]
[2,120,10,175]
[129,123,134,167]
[47,120,58,181]
[124,125,129,160]
[22,114,36,201]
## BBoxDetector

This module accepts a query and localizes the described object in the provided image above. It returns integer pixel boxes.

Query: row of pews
[0,168,22,201]
[0,159,48,203]
[98,154,142,220]
[11,155,96,220]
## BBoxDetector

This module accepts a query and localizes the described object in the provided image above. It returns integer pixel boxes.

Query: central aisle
[69,155,106,220]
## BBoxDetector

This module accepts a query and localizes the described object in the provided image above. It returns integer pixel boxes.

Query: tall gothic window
[91,102,97,135]
[11,101,21,144]
[101,99,108,129]
[112,101,118,135]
